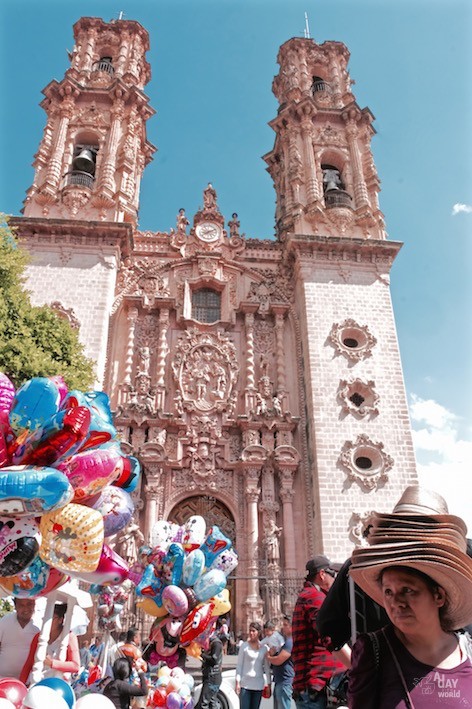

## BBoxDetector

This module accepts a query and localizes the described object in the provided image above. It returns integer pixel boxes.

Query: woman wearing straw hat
[348,486,472,708]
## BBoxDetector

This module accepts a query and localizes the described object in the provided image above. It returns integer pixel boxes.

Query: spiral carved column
[155,308,170,411]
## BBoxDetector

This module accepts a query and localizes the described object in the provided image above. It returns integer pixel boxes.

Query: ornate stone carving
[349,510,374,547]
[247,267,294,310]
[172,329,239,413]
[328,319,377,362]
[338,378,380,418]
[61,188,90,216]
[253,320,276,355]
[127,372,156,416]
[339,434,393,491]
[188,414,222,445]
[49,301,80,330]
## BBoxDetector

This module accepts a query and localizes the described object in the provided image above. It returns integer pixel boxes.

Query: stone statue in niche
[253,373,283,419]
[117,521,145,564]
[128,372,155,414]
[138,346,151,376]
[263,518,282,565]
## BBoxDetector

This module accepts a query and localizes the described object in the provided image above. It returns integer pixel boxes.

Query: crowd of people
[1,485,472,708]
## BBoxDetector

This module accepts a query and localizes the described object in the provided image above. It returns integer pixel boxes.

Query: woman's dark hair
[113,657,132,680]
[249,621,262,639]
[53,603,68,620]
[377,565,452,631]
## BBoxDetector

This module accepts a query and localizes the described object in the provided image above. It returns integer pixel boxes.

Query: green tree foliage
[0,214,95,389]
[0,598,14,618]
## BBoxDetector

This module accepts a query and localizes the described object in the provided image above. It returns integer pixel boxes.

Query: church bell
[73,148,95,174]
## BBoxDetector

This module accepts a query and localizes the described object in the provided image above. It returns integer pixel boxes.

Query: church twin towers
[12,16,417,626]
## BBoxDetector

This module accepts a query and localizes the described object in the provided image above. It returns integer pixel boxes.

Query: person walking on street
[196,625,223,709]
[267,615,294,709]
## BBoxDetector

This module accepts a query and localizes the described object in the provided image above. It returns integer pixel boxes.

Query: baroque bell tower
[264,36,417,557]
[23,16,155,224]
[264,37,384,241]
[13,17,156,386]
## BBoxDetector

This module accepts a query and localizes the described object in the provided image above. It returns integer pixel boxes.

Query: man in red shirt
[292,556,347,709]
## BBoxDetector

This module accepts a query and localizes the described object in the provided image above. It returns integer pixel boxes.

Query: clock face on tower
[195,222,222,243]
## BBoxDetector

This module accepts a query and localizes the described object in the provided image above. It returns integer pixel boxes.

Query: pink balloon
[0,374,15,415]
[69,544,129,585]
[55,447,123,501]
[0,678,27,709]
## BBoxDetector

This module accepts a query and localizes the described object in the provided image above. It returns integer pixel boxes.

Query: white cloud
[409,394,457,430]
[451,202,472,215]
[409,394,472,535]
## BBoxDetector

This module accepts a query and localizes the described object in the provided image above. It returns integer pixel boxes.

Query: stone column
[98,93,125,194]
[123,306,138,385]
[243,466,264,621]
[155,307,170,411]
[120,306,138,407]
[115,31,130,77]
[45,94,75,191]
[278,468,298,612]
[241,305,258,413]
[301,116,320,205]
[344,112,369,207]
[271,306,288,402]
[278,473,296,573]
[144,479,160,542]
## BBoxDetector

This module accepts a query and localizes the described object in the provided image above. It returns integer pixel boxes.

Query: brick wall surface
[23,247,118,386]
[297,262,418,561]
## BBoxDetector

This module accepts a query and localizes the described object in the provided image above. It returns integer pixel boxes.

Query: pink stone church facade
[11,17,418,632]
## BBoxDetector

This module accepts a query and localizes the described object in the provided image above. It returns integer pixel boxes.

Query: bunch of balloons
[134,515,238,663]
[94,581,131,631]
[147,665,194,709]
[0,676,76,709]
[0,373,138,597]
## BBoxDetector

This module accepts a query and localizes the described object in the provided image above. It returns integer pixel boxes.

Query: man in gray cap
[291,556,348,709]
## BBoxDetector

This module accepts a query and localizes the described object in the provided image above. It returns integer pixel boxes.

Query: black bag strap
[381,628,416,709]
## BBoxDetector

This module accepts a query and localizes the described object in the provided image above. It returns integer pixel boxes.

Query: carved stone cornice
[12,216,134,260]
[286,234,402,270]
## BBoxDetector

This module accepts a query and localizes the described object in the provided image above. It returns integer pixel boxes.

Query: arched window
[65,144,98,189]
[321,164,352,208]
[192,289,221,323]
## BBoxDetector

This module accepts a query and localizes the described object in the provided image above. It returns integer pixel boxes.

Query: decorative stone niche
[338,433,393,490]
[329,319,377,362]
[338,378,379,418]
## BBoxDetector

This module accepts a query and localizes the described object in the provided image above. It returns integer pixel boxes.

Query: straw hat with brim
[350,555,472,630]
[366,512,468,535]
[366,530,467,553]
[389,486,452,517]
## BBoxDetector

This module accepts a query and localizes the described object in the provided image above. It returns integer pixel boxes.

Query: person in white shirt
[236,622,271,709]
[0,598,39,679]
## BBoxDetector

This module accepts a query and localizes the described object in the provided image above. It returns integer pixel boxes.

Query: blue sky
[0,0,471,526]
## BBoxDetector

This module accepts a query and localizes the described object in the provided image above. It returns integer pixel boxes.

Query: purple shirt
[349,624,472,708]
